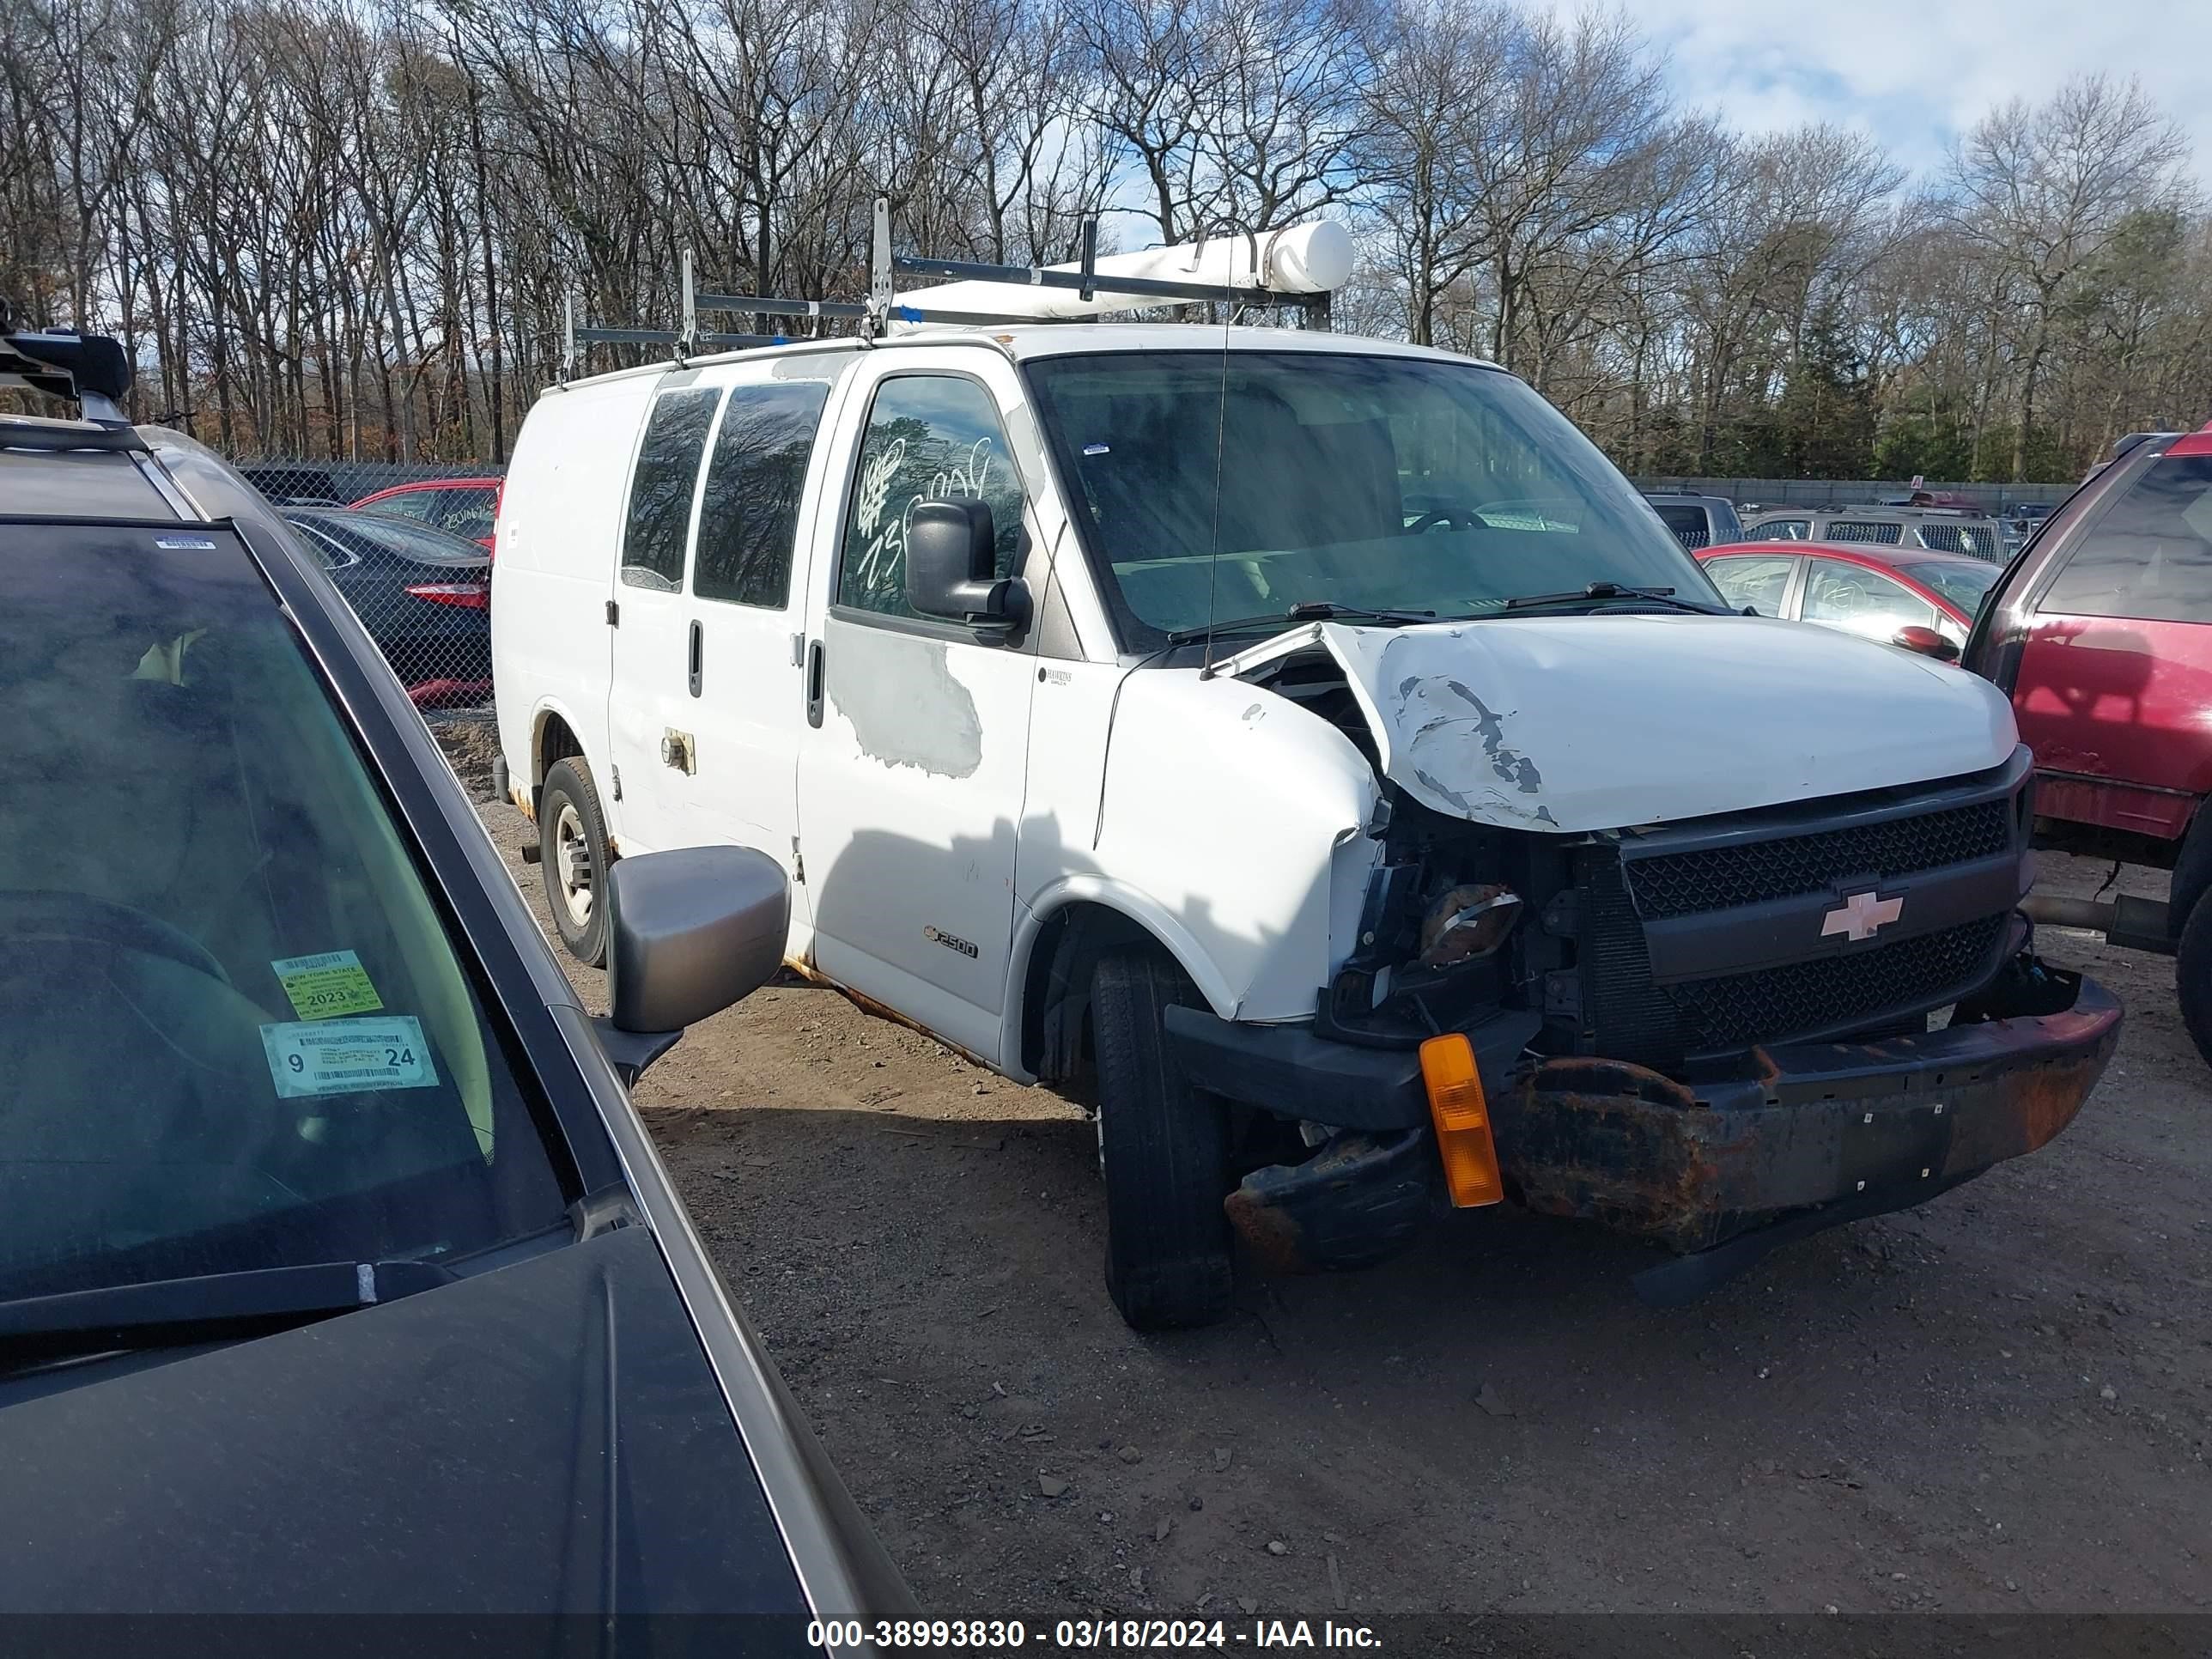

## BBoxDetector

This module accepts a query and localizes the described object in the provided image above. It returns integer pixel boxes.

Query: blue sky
[1634,0,2212,181]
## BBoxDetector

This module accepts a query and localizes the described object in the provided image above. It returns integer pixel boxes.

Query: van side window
[622,387,720,592]
[2041,453,2212,624]
[693,383,830,610]
[837,374,1025,620]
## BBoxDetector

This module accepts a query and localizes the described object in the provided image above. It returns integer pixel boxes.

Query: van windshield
[1024,349,1715,646]
[0,520,569,1304]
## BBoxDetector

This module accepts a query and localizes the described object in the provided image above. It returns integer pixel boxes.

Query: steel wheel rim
[553,800,593,930]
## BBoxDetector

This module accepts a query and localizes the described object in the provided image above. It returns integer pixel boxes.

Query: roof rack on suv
[561,195,1345,380]
[0,303,142,450]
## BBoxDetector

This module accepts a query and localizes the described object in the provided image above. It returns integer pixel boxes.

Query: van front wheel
[1091,948,1234,1330]
[540,757,611,968]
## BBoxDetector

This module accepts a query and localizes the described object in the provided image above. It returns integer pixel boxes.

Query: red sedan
[350,476,504,551]
[1695,538,2001,658]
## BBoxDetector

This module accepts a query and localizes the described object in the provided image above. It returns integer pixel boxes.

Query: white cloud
[1632,0,2212,181]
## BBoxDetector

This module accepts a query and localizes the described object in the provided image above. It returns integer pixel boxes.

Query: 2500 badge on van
[492,231,2118,1328]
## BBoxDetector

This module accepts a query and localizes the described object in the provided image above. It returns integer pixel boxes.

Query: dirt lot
[459,749,2208,1619]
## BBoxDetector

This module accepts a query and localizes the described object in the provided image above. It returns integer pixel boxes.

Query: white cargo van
[492,274,2118,1328]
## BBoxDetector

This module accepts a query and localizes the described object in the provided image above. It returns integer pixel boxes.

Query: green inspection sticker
[271,950,384,1020]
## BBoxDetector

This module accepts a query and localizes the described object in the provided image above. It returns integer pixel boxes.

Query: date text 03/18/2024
[807,1620,1382,1650]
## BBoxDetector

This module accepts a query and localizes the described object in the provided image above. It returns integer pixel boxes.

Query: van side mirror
[905,498,1030,635]
[1893,624,1960,663]
[593,845,789,1085]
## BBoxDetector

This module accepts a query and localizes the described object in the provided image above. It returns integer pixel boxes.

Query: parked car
[1744,505,2006,562]
[0,321,908,1623]
[1697,539,2001,657]
[1642,490,1741,550]
[490,316,2118,1328]
[1965,422,2212,1066]
[240,462,342,504]
[282,507,494,706]
[353,476,504,550]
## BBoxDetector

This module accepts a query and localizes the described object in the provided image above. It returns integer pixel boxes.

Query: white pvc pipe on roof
[894,220,1353,324]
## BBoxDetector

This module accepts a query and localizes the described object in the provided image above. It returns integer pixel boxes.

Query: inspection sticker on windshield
[270,950,383,1020]
[260,1017,437,1098]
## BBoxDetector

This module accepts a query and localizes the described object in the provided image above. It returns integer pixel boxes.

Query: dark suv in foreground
[0,323,908,1632]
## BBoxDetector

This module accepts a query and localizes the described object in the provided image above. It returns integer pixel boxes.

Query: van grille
[1622,798,2013,921]
[1668,915,2007,1054]
[1577,782,2021,1064]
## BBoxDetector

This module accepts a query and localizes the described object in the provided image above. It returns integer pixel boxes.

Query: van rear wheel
[540,757,611,968]
[2175,890,2212,1069]
[1091,948,1234,1330]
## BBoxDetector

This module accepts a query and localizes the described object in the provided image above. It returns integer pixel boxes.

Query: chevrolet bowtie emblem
[1822,890,1904,942]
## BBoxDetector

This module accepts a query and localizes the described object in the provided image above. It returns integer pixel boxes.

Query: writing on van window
[855,438,906,541]
[931,437,997,504]
[838,377,1025,622]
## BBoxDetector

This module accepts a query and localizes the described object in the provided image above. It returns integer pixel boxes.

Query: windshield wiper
[1502,582,1721,615]
[0,1258,454,1361]
[1166,601,1438,647]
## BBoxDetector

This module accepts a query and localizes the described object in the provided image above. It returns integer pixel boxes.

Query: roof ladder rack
[558,195,1340,381]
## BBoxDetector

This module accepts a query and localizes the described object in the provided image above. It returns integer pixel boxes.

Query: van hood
[1282,614,2018,833]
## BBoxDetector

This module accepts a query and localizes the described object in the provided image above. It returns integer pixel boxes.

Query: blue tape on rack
[896,306,922,322]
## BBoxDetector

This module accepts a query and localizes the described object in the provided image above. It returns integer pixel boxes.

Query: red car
[1696,538,2002,658]
[1965,422,2212,1061]
[350,477,504,551]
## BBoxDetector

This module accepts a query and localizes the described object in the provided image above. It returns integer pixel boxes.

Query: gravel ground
[458,750,2208,1620]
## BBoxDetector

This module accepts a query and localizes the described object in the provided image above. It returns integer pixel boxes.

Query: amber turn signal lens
[1419,1033,1504,1208]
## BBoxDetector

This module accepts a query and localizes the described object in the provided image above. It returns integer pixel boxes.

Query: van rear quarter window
[693,382,830,610]
[621,386,720,592]
[2040,453,2212,624]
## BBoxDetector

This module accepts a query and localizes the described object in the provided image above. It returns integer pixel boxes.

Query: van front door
[605,381,720,856]
[794,356,1040,1064]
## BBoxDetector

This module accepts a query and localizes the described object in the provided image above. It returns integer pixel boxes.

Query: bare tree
[1945,74,2194,479]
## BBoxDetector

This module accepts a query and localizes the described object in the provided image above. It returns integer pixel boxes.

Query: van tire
[2175,890,2212,1069]
[541,757,611,968]
[1091,948,1234,1330]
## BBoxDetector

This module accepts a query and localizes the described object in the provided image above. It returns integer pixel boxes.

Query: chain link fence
[1632,477,2074,514]
[230,459,506,713]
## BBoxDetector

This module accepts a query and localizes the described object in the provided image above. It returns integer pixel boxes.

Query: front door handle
[688,619,703,698]
[805,639,825,729]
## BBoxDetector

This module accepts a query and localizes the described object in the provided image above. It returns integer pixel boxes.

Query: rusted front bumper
[1495,962,2121,1260]
[1218,958,2120,1288]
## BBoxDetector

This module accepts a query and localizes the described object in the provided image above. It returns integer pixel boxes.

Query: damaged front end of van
[1156,614,2121,1302]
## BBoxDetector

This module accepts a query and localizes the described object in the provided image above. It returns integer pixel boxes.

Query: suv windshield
[1024,349,1714,645]
[0,520,568,1303]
